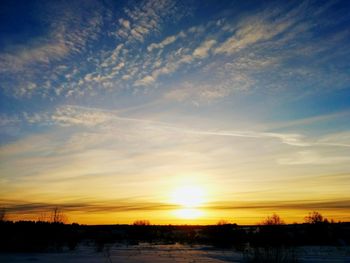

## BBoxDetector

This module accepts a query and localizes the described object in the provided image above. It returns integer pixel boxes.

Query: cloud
[134,51,195,87]
[51,106,114,127]
[0,1,103,73]
[147,31,186,52]
[0,114,20,127]
[0,42,70,74]
[163,66,254,103]
[317,132,350,148]
[118,18,130,30]
[134,75,156,86]
[164,82,233,103]
[19,105,337,149]
[193,39,216,58]
[0,114,21,138]
[0,0,105,98]
[267,110,350,131]
[115,0,180,43]
[100,44,124,68]
[208,199,350,211]
[180,129,309,147]
[21,105,115,127]
[214,4,300,55]
[12,105,350,155]
[0,199,178,214]
[2,0,346,101]
[23,112,50,125]
[278,150,350,165]
[2,197,349,216]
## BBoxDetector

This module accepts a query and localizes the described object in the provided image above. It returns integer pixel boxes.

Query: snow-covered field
[1,243,349,263]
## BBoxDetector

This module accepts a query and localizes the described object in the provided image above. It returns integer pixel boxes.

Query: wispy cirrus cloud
[278,150,350,165]
[15,105,349,147]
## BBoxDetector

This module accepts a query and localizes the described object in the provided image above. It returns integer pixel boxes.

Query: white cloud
[214,3,304,55]
[134,75,156,86]
[1,0,347,102]
[0,1,103,74]
[265,133,310,147]
[22,108,93,127]
[0,0,105,98]
[134,52,194,86]
[164,63,254,103]
[116,0,179,43]
[51,106,114,127]
[193,39,216,58]
[147,31,186,52]
[118,18,130,29]
[0,42,70,74]
[23,112,50,124]
[164,82,232,103]
[101,44,124,68]
[215,19,292,55]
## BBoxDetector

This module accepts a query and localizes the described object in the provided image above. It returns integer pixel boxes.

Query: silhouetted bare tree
[51,207,68,223]
[37,212,49,222]
[217,219,230,225]
[260,213,285,225]
[304,211,328,224]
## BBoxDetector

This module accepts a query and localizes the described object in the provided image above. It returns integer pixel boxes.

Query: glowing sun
[171,185,206,219]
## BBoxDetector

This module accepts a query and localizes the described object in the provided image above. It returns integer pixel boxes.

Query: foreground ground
[1,243,350,263]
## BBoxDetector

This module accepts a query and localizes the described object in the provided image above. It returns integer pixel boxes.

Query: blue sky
[0,0,350,224]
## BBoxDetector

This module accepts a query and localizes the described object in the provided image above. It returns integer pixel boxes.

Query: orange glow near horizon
[5,207,350,226]
[2,171,350,225]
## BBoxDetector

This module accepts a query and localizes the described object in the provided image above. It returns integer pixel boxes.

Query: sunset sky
[0,0,350,225]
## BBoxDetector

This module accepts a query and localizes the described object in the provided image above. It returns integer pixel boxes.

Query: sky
[0,0,350,225]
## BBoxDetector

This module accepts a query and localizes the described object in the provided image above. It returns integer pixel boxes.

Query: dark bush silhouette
[0,213,349,253]
[133,219,150,226]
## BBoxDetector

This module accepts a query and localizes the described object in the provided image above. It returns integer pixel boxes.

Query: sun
[171,185,206,219]
[171,185,205,208]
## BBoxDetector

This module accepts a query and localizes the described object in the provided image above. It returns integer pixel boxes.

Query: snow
[0,244,349,263]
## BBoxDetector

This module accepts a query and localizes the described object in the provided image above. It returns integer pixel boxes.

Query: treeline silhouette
[1,217,349,253]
